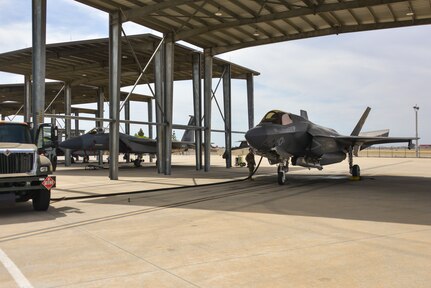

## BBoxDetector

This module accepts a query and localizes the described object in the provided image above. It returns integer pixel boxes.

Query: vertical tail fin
[300,110,308,120]
[181,115,195,142]
[351,107,371,136]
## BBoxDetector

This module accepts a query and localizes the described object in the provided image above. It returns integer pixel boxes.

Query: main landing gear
[133,154,143,167]
[277,160,289,185]
[348,147,361,178]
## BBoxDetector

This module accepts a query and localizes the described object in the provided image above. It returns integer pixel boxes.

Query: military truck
[0,121,57,211]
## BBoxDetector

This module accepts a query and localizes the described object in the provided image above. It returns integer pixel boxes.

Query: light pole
[413,105,419,157]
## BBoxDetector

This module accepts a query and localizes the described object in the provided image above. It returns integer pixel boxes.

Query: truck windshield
[0,124,32,144]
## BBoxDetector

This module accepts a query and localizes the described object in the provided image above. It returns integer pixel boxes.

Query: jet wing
[172,141,195,150]
[333,136,415,151]
[120,134,157,154]
[127,136,195,152]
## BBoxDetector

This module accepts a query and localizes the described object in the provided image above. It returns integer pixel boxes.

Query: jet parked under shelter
[245,108,415,184]
[60,116,195,167]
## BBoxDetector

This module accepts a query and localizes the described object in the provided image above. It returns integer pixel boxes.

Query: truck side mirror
[36,124,56,150]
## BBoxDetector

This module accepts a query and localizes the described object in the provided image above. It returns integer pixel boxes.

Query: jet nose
[59,137,83,150]
[245,126,267,150]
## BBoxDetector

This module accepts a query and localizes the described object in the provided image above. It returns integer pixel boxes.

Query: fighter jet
[245,108,415,185]
[60,116,195,167]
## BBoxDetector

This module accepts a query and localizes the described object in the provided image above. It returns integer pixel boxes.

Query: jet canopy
[259,110,293,125]
[87,127,107,134]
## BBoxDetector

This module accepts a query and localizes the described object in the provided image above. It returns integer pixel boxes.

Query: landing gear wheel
[32,189,51,211]
[351,164,360,177]
[83,156,89,163]
[133,159,141,167]
[277,171,286,185]
[277,164,287,185]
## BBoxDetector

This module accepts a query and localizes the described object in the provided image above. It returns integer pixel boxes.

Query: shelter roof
[0,34,259,90]
[0,82,151,116]
[74,0,431,54]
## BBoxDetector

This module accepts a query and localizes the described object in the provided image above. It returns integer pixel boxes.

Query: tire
[134,159,141,167]
[351,164,360,177]
[32,189,51,211]
[278,171,286,185]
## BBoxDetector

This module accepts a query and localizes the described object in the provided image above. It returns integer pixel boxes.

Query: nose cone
[245,126,267,150]
[59,136,83,150]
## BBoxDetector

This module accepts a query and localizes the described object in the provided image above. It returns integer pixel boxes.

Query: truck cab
[0,121,58,211]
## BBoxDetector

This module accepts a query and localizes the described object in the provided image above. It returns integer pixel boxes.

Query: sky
[0,0,430,146]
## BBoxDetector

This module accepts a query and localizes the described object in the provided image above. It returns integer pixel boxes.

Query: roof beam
[122,0,197,22]
[176,0,408,40]
[211,17,431,54]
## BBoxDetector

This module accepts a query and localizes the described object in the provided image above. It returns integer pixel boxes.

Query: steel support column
[124,99,131,162]
[154,42,165,174]
[74,112,79,136]
[192,53,202,170]
[50,108,56,126]
[163,34,174,175]
[64,83,72,167]
[97,87,105,165]
[124,99,130,135]
[147,99,154,163]
[109,11,122,180]
[24,75,31,122]
[203,49,213,172]
[223,64,232,168]
[246,73,255,129]
[148,100,153,139]
[31,0,46,133]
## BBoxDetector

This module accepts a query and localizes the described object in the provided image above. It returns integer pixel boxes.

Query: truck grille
[0,152,34,174]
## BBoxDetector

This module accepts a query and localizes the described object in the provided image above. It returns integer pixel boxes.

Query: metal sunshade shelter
[74,0,431,55]
[28,0,430,178]
[0,29,260,177]
[0,33,259,88]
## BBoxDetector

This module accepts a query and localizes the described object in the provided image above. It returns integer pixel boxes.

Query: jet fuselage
[245,111,345,166]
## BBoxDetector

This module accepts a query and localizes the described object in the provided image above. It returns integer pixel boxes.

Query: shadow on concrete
[79,173,431,226]
[0,203,72,224]
[53,162,266,180]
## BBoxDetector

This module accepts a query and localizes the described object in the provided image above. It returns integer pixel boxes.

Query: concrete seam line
[0,248,34,288]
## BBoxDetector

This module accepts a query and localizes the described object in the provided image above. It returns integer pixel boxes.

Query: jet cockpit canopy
[259,110,293,125]
[87,127,107,134]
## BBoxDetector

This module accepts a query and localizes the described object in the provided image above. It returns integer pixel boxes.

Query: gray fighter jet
[245,108,415,184]
[60,116,195,167]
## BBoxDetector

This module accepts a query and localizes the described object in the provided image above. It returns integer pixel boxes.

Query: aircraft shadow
[78,173,431,227]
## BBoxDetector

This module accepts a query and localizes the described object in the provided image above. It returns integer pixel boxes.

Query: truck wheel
[32,189,51,211]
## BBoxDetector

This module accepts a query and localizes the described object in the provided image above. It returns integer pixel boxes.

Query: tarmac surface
[1,155,431,287]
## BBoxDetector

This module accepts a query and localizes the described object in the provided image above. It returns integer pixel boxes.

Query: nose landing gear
[277,160,289,185]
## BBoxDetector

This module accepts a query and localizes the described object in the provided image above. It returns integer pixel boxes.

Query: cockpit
[87,127,106,134]
[259,110,293,125]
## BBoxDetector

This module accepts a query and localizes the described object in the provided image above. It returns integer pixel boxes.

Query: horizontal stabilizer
[359,129,389,137]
